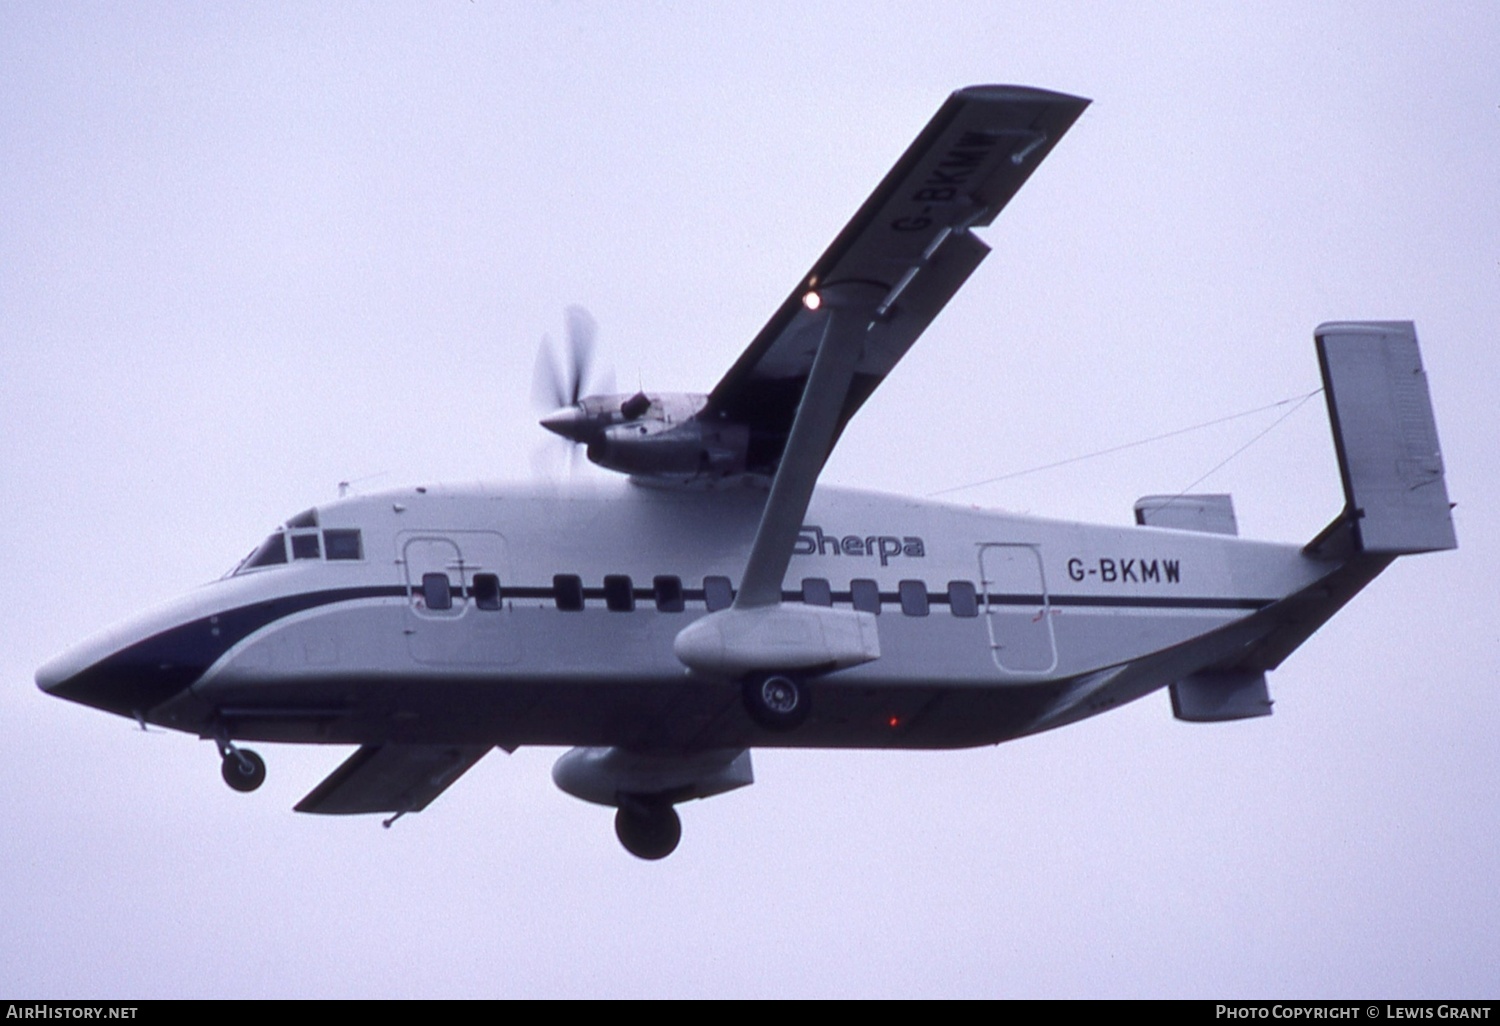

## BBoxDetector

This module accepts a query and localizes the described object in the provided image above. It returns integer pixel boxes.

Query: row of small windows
[421,572,502,612]
[417,573,981,618]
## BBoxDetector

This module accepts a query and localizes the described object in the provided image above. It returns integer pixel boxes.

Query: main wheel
[743,673,810,730]
[614,801,681,860]
[221,748,266,793]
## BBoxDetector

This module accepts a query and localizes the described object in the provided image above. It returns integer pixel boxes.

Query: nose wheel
[215,736,267,793]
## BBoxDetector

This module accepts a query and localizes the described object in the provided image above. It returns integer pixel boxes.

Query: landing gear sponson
[552,747,755,860]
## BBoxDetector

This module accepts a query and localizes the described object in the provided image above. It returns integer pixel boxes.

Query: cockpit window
[290,532,320,560]
[244,532,288,569]
[286,508,319,529]
[232,522,364,575]
[324,529,363,561]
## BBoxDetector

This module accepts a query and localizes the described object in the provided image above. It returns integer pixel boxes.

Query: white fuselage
[38,478,1329,754]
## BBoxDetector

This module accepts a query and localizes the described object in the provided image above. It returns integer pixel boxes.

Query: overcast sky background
[3,2,1497,999]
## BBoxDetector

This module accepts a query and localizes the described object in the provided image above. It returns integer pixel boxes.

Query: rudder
[1314,321,1456,555]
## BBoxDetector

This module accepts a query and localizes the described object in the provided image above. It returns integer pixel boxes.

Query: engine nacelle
[589,419,750,479]
[541,391,751,481]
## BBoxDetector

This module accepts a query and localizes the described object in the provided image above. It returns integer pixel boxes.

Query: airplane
[36,85,1457,860]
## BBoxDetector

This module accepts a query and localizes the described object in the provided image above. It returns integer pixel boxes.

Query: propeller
[532,306,614,414]
[530,306,615,478]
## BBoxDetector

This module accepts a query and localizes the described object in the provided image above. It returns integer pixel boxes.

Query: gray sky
[3,1,1496,998]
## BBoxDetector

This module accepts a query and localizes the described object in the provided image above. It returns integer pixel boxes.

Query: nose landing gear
[213,732,266,793]
[221,748,266,792]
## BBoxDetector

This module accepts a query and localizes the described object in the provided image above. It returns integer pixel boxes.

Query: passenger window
[422,572,453,611]
[290,533,320,560]
[473,573,502,611]
[554,574,584,612]
[948,580,979,618]
[851,579,881,614]
[604,575,635,612]
[801,578,832,607]
[899,580,929,616]
[324,529,363,561]
[704,576,734,612]
[654,575,685,613]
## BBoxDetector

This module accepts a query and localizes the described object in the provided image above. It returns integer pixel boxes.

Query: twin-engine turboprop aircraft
[37,86,1456,859]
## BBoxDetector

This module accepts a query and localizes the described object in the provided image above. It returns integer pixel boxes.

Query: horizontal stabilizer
[1170,669,1272,722]
[1135,494,1239,536]
[295,743,491,816]
[1314,321,1456,555]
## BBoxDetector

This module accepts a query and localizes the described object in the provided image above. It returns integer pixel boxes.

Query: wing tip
[953,83,1092,108]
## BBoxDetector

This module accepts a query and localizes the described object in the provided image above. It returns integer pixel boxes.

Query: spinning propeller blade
[532,306,612,415]
[531,307,617,475]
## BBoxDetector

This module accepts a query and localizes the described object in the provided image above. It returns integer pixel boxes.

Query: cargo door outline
[978,542,1058,675]
[399,531,519,666]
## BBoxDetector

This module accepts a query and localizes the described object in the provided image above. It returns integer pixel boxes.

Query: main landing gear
[742,672,810,731]
[214,735,266,793]
[614,795,682,860]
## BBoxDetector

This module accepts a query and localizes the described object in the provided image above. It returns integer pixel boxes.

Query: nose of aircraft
[35,620,208,720]
[36,626,127,699]
[35,649,80,694]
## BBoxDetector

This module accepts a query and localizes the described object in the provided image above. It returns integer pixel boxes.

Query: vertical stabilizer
[1314,321,1456,555]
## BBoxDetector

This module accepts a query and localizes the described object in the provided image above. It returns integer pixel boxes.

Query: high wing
[703,85,1090,479]
[533,86,1087,487]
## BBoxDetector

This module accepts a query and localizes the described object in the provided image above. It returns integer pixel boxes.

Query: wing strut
[673,85,1091,680]
[673,284,885,680]
[735,283,884,609]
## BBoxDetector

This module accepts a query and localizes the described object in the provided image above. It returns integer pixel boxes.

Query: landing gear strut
[614,796,681,860]
[214,733,266,793]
